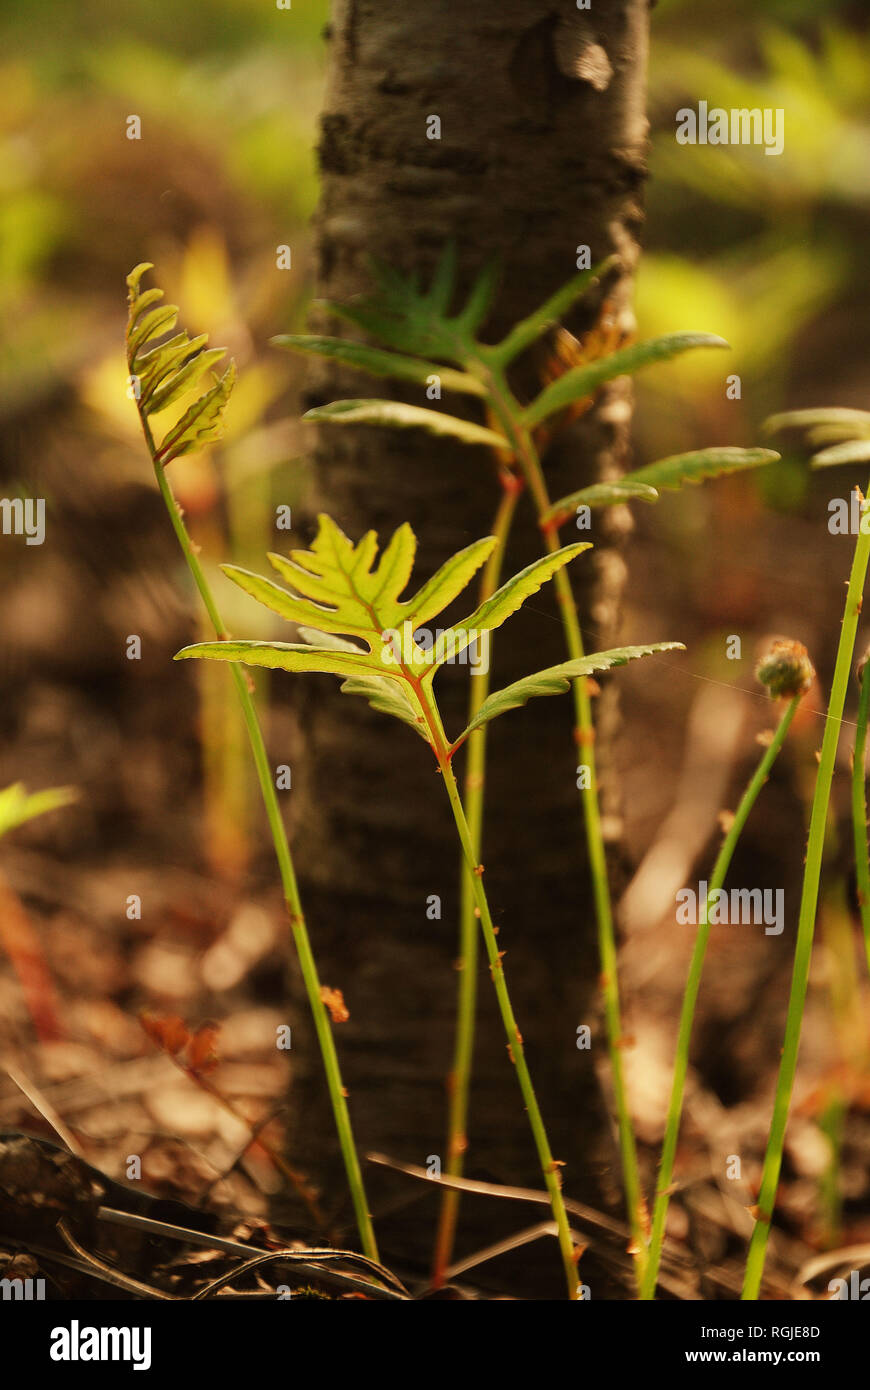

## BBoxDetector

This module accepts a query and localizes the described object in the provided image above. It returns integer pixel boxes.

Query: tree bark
[281,0,650,1295]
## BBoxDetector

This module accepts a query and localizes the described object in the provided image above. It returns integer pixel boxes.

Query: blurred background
[1,0,870,1294]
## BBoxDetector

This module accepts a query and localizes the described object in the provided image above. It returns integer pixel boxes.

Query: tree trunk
[281,0,650,1296]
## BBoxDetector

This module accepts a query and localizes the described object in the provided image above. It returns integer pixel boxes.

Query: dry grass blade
[4,1064,84,1157]
[443,1220,564,1281]
[96,1207,410,1300]
[368,1150,636,1250]
[792,1243,870,1296]
[56,1219,177,1300]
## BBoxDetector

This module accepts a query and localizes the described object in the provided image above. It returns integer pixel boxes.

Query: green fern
[544,447,779,527]
[766,407,870,468]
[175,512,683,1300]
[175,514,681,748]
[125,264,379,1263]
[272,255,717,1291]
[125,263,235,464]
[274,248,732,444]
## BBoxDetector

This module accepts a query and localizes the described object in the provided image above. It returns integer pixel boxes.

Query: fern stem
[851,660,870,974]
[742,489,870,1299]
[641,694,800,1299]
[414,684,578,1297]
[482,370,647,1291]
[431,477,521,1287]
[143,422,378,1262]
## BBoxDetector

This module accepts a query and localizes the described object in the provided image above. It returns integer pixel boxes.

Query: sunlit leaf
[155,362,236,463]
[303,399,508,450]
[175,638,383,680]
[126,262,155,296]
[811,440,870,468]
[402,537,495,630]
[148,347,228,414]
[765,407,870,440]
[176,515,591,744]
[222,564,370,639]
[273,335,485,397]
[0,783,77,839]
[259,516,418,639]
[544,480,659,525]
[765,408,870,469]
[543,449,775,527]
[125,264,235,465]
[138,333,208,403]
[433,543,591,670]
[128,304,180,363]
[523,332,729,429]
[628,447,778,490]
[127,287,165,324]
[450,643,685,752]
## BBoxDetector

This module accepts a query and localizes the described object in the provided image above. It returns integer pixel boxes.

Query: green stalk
[742,488,870,1299]
[851,659,870,973]
[431,477,521,1287]
[641,694,800,1299]
[479,363,647,1289]
[143,420,378,1262]
[416,682,579,1298]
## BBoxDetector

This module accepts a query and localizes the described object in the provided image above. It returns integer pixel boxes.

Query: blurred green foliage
[2,0,868,458]
[1,0,868,540]
[0,0,329,415]
[639,0,870,510]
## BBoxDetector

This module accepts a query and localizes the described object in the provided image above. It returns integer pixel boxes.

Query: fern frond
[125,263,235,465]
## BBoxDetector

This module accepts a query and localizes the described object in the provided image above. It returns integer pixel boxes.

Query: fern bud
[755,638,815,700]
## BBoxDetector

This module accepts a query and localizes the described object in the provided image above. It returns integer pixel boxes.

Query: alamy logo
[0,496,45,545]
[50,1321,152,1371]
[381,622,490,673]
[676,880,784,935]
[828,493,870,534]
[676,102,784,157]
[0,1276,45,1300]
[828,1270,870,1299]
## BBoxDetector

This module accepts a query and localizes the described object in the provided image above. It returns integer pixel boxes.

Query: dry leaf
[320,987,349,1023]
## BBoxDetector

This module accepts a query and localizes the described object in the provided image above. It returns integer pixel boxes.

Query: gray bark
[280,0,650,1296]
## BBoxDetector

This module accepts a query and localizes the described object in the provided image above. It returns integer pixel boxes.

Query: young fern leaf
[125,263,235,465]
[766,408,870,470]
[765,408,870,442]
[547,480,661,517]
[437,546,594,669]
[543,448,778,527]
[125,267,378,1262]
[303,400,508,451]
[315,245,494,363]
[449,643,685,754]
[399,535,496,629]
[285,254,615,395]
[272,336,486,397]
[627,447,778,490]
[810,440,870,468]
[523,333,729,429]
[174,515,592,742]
